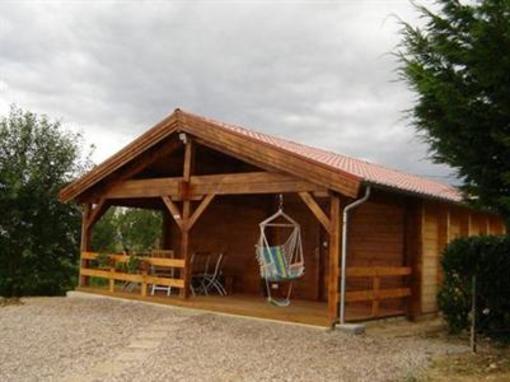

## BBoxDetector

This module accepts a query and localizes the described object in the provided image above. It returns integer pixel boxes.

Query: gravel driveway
[0,296,466,381]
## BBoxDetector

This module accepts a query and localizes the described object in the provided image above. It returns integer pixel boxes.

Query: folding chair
[190,252,227,296]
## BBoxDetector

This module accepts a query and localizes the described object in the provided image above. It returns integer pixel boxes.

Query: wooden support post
[437,206,450,286]
[180,137,194,298]
[404,198,423,321]
[180,221,190,298]
[141,268,148,297]
[327,193,341,327]
[79,204,91,287]
[109,265,115,293]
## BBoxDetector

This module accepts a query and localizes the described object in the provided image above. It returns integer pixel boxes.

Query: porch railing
[343,266,412,319]
[79,251,185,297]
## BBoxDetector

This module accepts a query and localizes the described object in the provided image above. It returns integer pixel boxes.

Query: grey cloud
[0,0,456,184]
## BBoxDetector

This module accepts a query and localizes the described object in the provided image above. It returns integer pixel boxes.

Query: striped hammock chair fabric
[257,242,304,282]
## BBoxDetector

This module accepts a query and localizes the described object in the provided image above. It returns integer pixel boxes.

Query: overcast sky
[0,0,457,183]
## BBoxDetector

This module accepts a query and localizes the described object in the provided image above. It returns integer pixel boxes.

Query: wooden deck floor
[76,287,404,327]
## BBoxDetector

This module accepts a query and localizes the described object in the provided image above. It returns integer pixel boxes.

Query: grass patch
[417,341,510,381]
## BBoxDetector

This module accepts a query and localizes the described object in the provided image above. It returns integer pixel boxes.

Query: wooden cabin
[59,109,506,328]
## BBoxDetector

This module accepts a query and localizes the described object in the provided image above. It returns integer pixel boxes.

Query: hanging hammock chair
[255,204,305,307]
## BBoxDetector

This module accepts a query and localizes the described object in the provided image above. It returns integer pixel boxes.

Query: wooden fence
[80,251,185,296]
[343,266,412,318]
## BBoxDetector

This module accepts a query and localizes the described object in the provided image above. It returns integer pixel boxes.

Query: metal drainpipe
[339,185,371,325]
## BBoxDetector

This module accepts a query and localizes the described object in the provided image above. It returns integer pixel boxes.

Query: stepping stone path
[59,316,193,382]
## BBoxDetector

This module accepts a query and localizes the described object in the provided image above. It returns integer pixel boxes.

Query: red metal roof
[188,111,463,203]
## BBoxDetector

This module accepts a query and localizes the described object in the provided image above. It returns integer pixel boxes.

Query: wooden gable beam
[177,112,360,198]
[60,115,179,203]
[78,138,182,203]
[107,177,182,199]
[104,172,325,200]
[191,172,325,195]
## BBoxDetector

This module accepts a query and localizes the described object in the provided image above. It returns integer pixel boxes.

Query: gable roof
[59,109,463,203]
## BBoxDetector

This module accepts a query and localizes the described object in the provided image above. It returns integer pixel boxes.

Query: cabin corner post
[327,193,341,327]
[180,135,195,298]
[79,203,91,287]
[180,207,191,298]
[402,198,423,321]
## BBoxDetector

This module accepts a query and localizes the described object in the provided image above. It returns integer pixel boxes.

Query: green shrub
[438,235,510,341]
[0,107,91,297]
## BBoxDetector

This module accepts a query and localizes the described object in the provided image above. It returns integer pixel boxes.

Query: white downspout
[339,185,371,325]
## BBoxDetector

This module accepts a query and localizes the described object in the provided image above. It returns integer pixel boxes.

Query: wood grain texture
[79,204,92,287]
[327,193,341,326]
[80,268,184,288]
[298,192,331,232]
[162,196,183,230]
[104,172,324,200]
[188,194,215,230]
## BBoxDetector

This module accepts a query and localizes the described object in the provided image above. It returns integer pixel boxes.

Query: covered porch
[77,185,412,328]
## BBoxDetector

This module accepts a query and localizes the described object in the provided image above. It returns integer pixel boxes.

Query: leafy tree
[0,106,91,296]
[399,0,510,223]
[117,208,162,253]
[90,208,119,253]
[438,235,510,341]
[91,208,162,254]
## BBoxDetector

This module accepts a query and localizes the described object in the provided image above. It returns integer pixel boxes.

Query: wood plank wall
[419,200,506,316]
[166,194,323,300]
[160,182,505,314]
[346,193,406,312]
[421,202,441,313]
[178,191,411,304]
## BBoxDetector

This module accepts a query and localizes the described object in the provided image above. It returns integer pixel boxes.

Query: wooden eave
[59,113,179,203]
[59,109,361,203]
